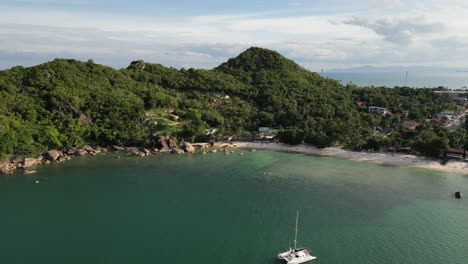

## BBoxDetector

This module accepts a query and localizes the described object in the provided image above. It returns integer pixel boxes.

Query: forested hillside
[0,47,464,160]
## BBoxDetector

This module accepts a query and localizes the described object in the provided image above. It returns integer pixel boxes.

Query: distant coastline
[230,142,468,175]
[320,72,468,89]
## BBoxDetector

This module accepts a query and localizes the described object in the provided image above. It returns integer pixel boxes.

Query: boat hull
[278,250,317,264]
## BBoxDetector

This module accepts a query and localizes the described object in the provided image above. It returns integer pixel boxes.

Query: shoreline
[1,142,467,175]
[229,142,468,174]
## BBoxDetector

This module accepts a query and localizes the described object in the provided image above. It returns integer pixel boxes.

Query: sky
[0,0,468,71]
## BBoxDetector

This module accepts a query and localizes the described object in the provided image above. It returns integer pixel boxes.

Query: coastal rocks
[157,136,169,150]
[455,191,463,199]
[112,145,126,151]
[151,148,160,155]
[83,145,94,153]
[45,150,61,161]
[171,148,184,154]
[22,157,43,168]
[158,136,169,149]
[66,148,77,155]
[74,148,88,156]
[210,149,218,153]
[126,147,148,157]
[0,163,16,174]
[181,142,195,153]
[168,138,176,149]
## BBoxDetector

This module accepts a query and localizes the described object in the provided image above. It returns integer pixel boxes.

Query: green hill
[0,48,461,160]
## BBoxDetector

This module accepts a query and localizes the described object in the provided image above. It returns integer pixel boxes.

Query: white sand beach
[228,142,468,174]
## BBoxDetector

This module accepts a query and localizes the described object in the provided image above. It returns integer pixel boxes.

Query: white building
[369,106,389,115]
[437,111,455,120]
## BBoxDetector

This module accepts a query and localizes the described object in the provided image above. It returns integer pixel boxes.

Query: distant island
[0,47,467,174]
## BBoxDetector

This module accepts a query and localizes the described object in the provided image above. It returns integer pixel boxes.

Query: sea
[320,72,468,89]
[1,151,467,264]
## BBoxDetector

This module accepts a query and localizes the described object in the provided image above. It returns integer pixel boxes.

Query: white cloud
[342,16,446,44]
[0,1,467,70]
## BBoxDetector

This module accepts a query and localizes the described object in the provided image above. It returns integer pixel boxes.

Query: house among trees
[437,111,455,121]
[257,127,279,139]
[445,148,466,159]
[400,121,420,132]
[369,106,389,115]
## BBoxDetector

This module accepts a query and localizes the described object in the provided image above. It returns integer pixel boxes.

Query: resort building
[445,149,465,159]
[437,111,455,121]
[369,106,389,115]
[257,127,279,140]
[400,121,419,132]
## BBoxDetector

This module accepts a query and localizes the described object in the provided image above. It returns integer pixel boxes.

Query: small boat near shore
[277,211,317,264]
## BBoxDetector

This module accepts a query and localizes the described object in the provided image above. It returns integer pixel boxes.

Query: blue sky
[1,0,467,70]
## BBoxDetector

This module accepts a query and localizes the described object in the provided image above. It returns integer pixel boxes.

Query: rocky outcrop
[0,163,16,174]
[112,145,126,151]
[78,113,92,125]
[128,60,146,69]
[157,136,169,150]
[182,142,195,153]
[151,148,160,155]
[126,147,150,157]
[171,148,184,154]
[83,145,94,152]
[168,138,176,148]
[22,157,43,168]
[45,150,61,161]
[66,148,77,155]
[74,149,88,156]
[140,148,151,156]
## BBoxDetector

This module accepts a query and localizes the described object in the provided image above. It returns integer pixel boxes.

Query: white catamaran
[277,211,317,264]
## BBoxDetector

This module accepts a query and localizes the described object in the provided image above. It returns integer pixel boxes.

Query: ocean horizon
[321,72,468,89]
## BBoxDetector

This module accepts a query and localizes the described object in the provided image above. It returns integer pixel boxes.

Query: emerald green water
[1,151,468,264]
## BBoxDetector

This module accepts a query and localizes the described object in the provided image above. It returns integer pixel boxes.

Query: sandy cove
[228,142,468,175]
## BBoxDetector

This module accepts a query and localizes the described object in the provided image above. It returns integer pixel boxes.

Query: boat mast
[294,211,299,250]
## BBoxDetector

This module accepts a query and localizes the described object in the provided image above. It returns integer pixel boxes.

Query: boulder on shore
[157,136,169,150]
[139,147,151,156]
[455,191,463,199]
[112,145,126,151]
[45,150,61,161]
[127,147,146,157]
[0,163,16,174]
[168,138,176,148]
[182,142,195,153]
[22,157,43,168]
[74,149,88,156]
[66,148,77,155]
[171,148,184,154]
[83,145,94,153]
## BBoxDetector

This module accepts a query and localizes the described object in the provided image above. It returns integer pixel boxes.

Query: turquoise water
[321,72,468,89]
[1,151,468,264]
